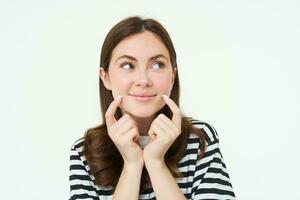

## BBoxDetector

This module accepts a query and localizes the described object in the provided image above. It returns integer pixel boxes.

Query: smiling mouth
[129,94,157,102]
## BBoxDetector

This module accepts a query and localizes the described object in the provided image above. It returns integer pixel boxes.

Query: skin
[100,31,176,135]
[100,31,186,200]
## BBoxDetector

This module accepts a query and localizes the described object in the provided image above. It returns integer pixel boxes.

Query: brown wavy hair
[83,16,206,192]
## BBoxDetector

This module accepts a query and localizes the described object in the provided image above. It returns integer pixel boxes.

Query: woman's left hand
[143,95,182,164]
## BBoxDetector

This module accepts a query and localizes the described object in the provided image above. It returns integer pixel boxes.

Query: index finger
[162,95,181,127]
[105,95,122,127]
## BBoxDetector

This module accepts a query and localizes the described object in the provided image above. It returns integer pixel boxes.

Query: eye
[152,62,165,69]
[121,62,134,70]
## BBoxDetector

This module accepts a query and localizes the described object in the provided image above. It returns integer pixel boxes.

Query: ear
[99,67,112,90]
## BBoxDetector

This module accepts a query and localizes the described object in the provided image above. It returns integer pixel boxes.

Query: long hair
[83,16,206,192]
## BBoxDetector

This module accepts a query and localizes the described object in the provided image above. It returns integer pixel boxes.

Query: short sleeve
[191,122,235,200]
[69,140,100,200]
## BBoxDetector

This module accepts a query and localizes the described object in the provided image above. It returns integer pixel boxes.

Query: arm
[191,140,236,200]
[143,95,187,199]
[145,160,187,200]
[112,163,143,200]
[104,96,145,199]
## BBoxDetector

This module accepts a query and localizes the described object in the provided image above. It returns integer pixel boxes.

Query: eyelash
[120,61,165,70]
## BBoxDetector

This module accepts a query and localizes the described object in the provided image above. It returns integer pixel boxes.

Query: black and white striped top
[69,120,236,200]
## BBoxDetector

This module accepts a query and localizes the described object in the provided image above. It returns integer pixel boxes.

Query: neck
[133,116,155,136]
[121,111,156,136]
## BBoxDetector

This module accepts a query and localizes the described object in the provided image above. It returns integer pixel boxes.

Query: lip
[129,93,156,102]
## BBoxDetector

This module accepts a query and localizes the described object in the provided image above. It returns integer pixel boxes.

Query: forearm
[112,163,143,200]
[145,160,187,200]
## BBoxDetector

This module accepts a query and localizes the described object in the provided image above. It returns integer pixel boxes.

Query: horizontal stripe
[69,119,235,199]
[194,187,235,196]
[70,193,99,200]
[193,192,235,200]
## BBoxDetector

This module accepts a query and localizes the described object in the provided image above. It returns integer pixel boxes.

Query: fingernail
[162,95,169,99]
[115,95,122,100]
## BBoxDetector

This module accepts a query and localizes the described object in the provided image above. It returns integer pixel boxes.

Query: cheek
[110,76,132,97]
[154,75,173,94]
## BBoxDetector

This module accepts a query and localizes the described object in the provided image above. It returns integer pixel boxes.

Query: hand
[105,96,144,167]
[143,95,182,164]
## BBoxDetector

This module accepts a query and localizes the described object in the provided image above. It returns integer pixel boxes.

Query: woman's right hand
[105,96,144,167]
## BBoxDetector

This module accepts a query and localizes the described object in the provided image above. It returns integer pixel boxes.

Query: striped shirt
[69,120,236,199]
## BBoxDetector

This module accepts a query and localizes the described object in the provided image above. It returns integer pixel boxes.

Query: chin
[121,105,164,119]
[124,110,157,119]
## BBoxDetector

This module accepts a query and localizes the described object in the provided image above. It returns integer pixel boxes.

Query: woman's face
[100,31,176,119]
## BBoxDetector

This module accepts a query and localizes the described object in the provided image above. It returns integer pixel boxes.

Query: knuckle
[127,119,134,127]
[162,137,170,145]
[175,127,180,136]
[167,134,174,141]
[121,115,125,119]
[132,127,138,133]
[128,118,137,127]
[153,117,159,124]
[172,133,178,140]
[120,114,128,120]
[105,112,112,119]
[158,113,164,118]
[173,110,180,116]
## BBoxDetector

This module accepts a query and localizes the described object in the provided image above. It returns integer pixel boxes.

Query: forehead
[111,31,170,61]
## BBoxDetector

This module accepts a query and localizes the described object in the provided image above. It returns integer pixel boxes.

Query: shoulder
[69,137,94,178]
[178,118,221,170]
[70,137,85,154]
[187,118,219,146]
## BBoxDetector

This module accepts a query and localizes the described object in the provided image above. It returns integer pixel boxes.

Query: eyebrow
[115,54,168,63]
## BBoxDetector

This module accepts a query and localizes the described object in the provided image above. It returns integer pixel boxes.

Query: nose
[136,69,152,87]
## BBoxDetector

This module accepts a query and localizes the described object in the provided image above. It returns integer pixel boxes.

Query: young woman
[69,16,235,200]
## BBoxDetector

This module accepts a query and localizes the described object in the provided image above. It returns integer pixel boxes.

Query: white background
[1,0,299,199]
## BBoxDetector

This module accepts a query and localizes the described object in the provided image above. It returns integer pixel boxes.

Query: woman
[69,16,235,200]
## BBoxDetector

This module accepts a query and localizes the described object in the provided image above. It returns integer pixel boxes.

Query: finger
[116,113,130,126]
[148,115,168,137]
[162,95,181,128]
[151,121,170,143]
[158,114,180,137]
[148,126,157,141]
[124,118,140,140]
[155,115,173,136]
[118,114,140,140]
[157,114,173,129]
[123,128,139,145]
[105,96,122,127]
[133,135,139,143]
[109,114,131,137]
[115,114,138,129]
